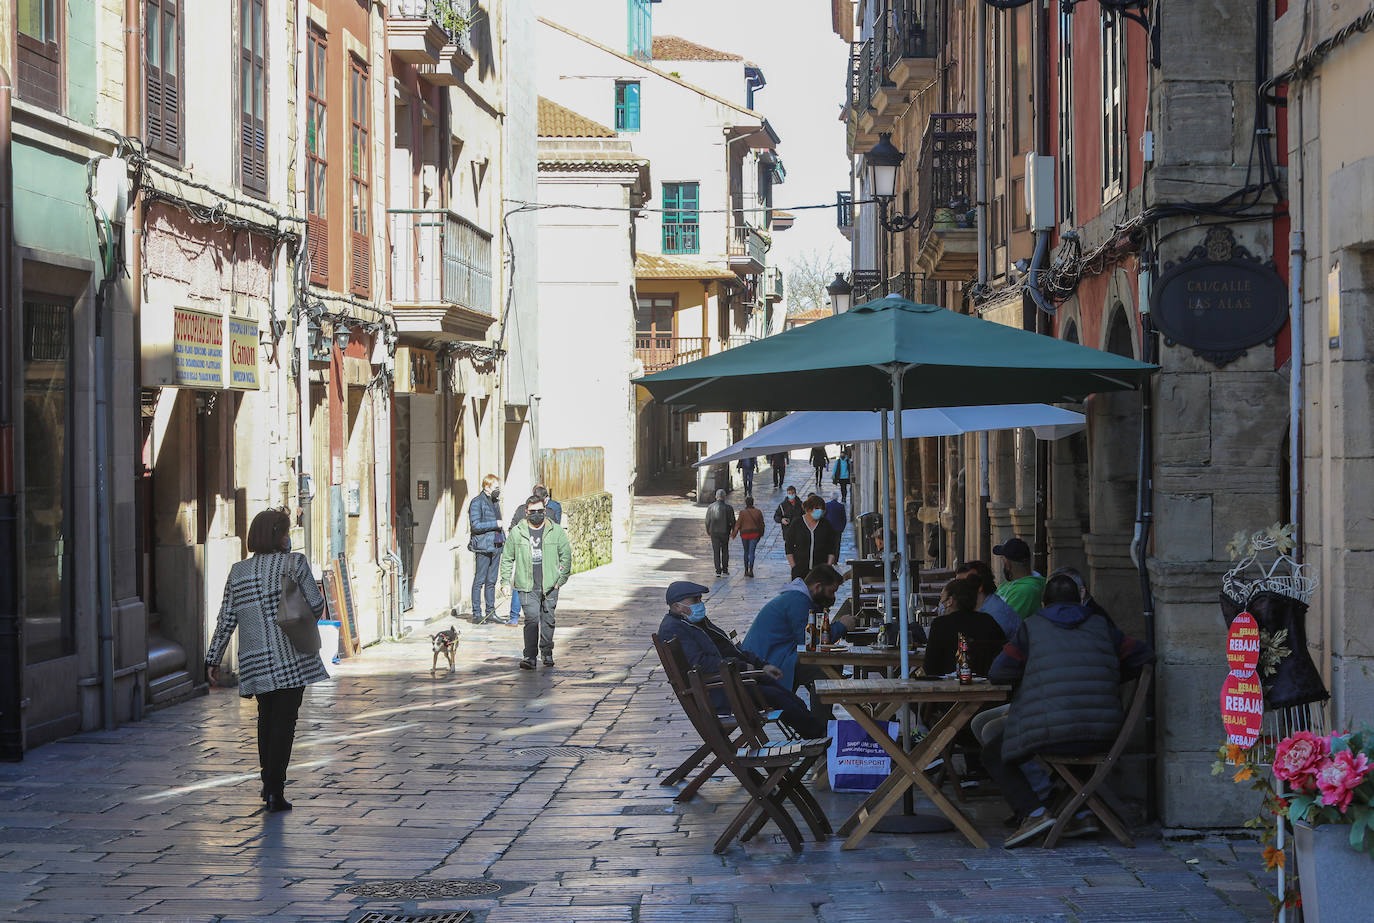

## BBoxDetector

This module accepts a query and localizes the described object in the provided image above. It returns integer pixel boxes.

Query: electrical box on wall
[1024,154,1056,231]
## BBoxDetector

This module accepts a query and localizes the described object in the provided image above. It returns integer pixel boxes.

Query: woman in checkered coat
[205,508,329,813]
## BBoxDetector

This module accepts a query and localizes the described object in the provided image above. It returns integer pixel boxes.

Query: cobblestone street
[0,471,1275,922]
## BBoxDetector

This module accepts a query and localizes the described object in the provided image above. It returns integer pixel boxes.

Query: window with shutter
[348,57,371,297]
[239,0,268,194]
[17,0,62,111]
[145,0,183,160]
[306,28,329,285]
[662,182,699,254]
[1100,11,1125,201]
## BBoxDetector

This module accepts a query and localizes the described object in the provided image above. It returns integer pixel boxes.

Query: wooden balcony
[635,336,709,372]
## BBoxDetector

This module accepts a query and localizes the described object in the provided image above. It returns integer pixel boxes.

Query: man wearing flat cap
[657,580,826,739]
[993,537,1046,622]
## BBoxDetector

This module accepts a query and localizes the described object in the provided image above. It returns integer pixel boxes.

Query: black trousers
[710,534,730,572]
[256,686,305,797]
[772,463,786,488]
[792,663,835,724]
[836,479,849,502]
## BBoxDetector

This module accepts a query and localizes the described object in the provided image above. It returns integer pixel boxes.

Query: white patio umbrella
[693,404,1085,468]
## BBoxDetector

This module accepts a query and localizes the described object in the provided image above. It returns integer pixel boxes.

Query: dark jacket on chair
[990,603,1154,763]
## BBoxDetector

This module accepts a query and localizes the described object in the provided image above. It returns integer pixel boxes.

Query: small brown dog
[430,625,460,673]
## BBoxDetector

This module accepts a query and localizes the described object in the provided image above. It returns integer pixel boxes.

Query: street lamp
[864,134,920,233]
[864,133,904,203]
[826,273,854,314]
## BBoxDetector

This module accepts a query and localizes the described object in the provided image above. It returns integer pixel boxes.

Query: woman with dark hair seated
[205,508,328,813]
[922,577,1007,678]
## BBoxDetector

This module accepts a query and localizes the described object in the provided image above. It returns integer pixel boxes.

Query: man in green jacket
[993,537,1046,621]
[499,495,572,670]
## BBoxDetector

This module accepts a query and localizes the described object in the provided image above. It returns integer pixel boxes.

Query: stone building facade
[836,0,1296,825]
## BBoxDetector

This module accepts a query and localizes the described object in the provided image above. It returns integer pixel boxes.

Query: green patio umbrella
[638,295,1157,679]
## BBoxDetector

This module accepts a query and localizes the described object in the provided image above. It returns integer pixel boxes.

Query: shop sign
[1225,612,1260,674]
[173,307,224,388]
[1220,671,1264,749]
[1150,226,1288,367]
[228,316,260,390]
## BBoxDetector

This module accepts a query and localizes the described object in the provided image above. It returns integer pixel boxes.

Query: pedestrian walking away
[809,445,828,491]
[731,494,765,577]
[737,456,757,495]
[832,447,852,503]
[769,451,788,488]
[205,508,329,813]
[467,474,505,624]
[505,485,563,626]
[500,495,572,669]
[704,489,736,576]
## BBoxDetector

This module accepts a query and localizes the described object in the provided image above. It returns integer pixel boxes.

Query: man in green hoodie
[498,496,572,670]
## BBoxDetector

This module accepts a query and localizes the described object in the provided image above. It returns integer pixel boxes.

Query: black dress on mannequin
[1221,590,1329,710]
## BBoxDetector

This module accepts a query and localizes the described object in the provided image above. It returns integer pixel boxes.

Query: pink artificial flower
[1273,731,1330,791]
[1316,749,1371,813]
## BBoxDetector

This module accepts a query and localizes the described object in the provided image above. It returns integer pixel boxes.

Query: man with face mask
[499,496,572,669]
[741,565,844,721]
[657,581,826,739]
[467,475,505,624]
[773,486,802,530]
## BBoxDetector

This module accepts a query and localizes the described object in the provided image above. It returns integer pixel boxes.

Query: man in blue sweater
[741,565,844,723]
[656,581,825,739]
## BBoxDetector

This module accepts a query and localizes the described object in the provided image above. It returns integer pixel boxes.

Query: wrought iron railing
[917,113,977,241]
[662,222,700,255]
[391,0,478,49]
[728,224,767,265]
[388,209,494,315]
[855,37,882,115]
[635,336,709,372]
[722,335,757,351]
[884,0,934,69]
[856,271,937,306]
[836,191,854,230]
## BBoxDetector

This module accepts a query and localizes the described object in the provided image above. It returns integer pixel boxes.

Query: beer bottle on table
[956,633,972,685]
[806,609,819,652]
[819,609,831,645]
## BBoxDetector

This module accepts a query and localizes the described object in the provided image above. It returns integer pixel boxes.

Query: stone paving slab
[0,465,1274,921]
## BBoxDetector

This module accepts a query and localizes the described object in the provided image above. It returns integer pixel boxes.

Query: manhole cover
[357,913,472,923]
[346,880,501,899]
[512,746,615,759]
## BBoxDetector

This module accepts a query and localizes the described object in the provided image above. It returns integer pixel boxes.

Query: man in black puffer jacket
[985,574,1154,848]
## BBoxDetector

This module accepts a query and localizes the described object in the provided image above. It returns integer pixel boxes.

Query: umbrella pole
[880,411,894,639]
[874,365,950,834]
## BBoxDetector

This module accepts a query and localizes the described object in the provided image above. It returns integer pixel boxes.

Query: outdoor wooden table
[814,677,1010,850]
[796,644,912,680]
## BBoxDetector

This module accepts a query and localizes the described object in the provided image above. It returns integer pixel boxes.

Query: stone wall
[564,492,614,575]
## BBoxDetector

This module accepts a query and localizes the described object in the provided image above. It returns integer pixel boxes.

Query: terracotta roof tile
[537,97,617,138]
[787,307,831,323]
[652,35,744,62]
[636,252,737,281]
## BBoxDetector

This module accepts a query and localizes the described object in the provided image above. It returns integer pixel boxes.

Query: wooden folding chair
[688,661,831,853]
[652,634,792,803]
[1036,664,1154,849]
[716,660,832,847]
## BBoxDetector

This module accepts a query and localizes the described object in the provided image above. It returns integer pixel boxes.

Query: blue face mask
[687,602,707,623]
[811,508,824,521]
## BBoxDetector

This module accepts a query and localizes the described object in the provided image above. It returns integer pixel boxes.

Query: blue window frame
[628,0,652,60]
[615,81,641,132]
[662,182,699,254]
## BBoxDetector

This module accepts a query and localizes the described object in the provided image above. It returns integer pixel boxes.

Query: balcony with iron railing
[390,0,477,75]
[662,221,700,255]
[915,114,979,281]
[764,267,784,303]
[855,271,937,307]
[389,209,496,339]
[727,223,767,275]
[882,1,937,90]
[836,191,854,236]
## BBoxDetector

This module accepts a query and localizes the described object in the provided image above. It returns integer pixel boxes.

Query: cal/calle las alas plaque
[1150,226,1288,367]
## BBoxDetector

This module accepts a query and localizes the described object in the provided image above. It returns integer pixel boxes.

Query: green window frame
[628,0,651,60]
[662,182,699,255]
[615,81,640,132]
